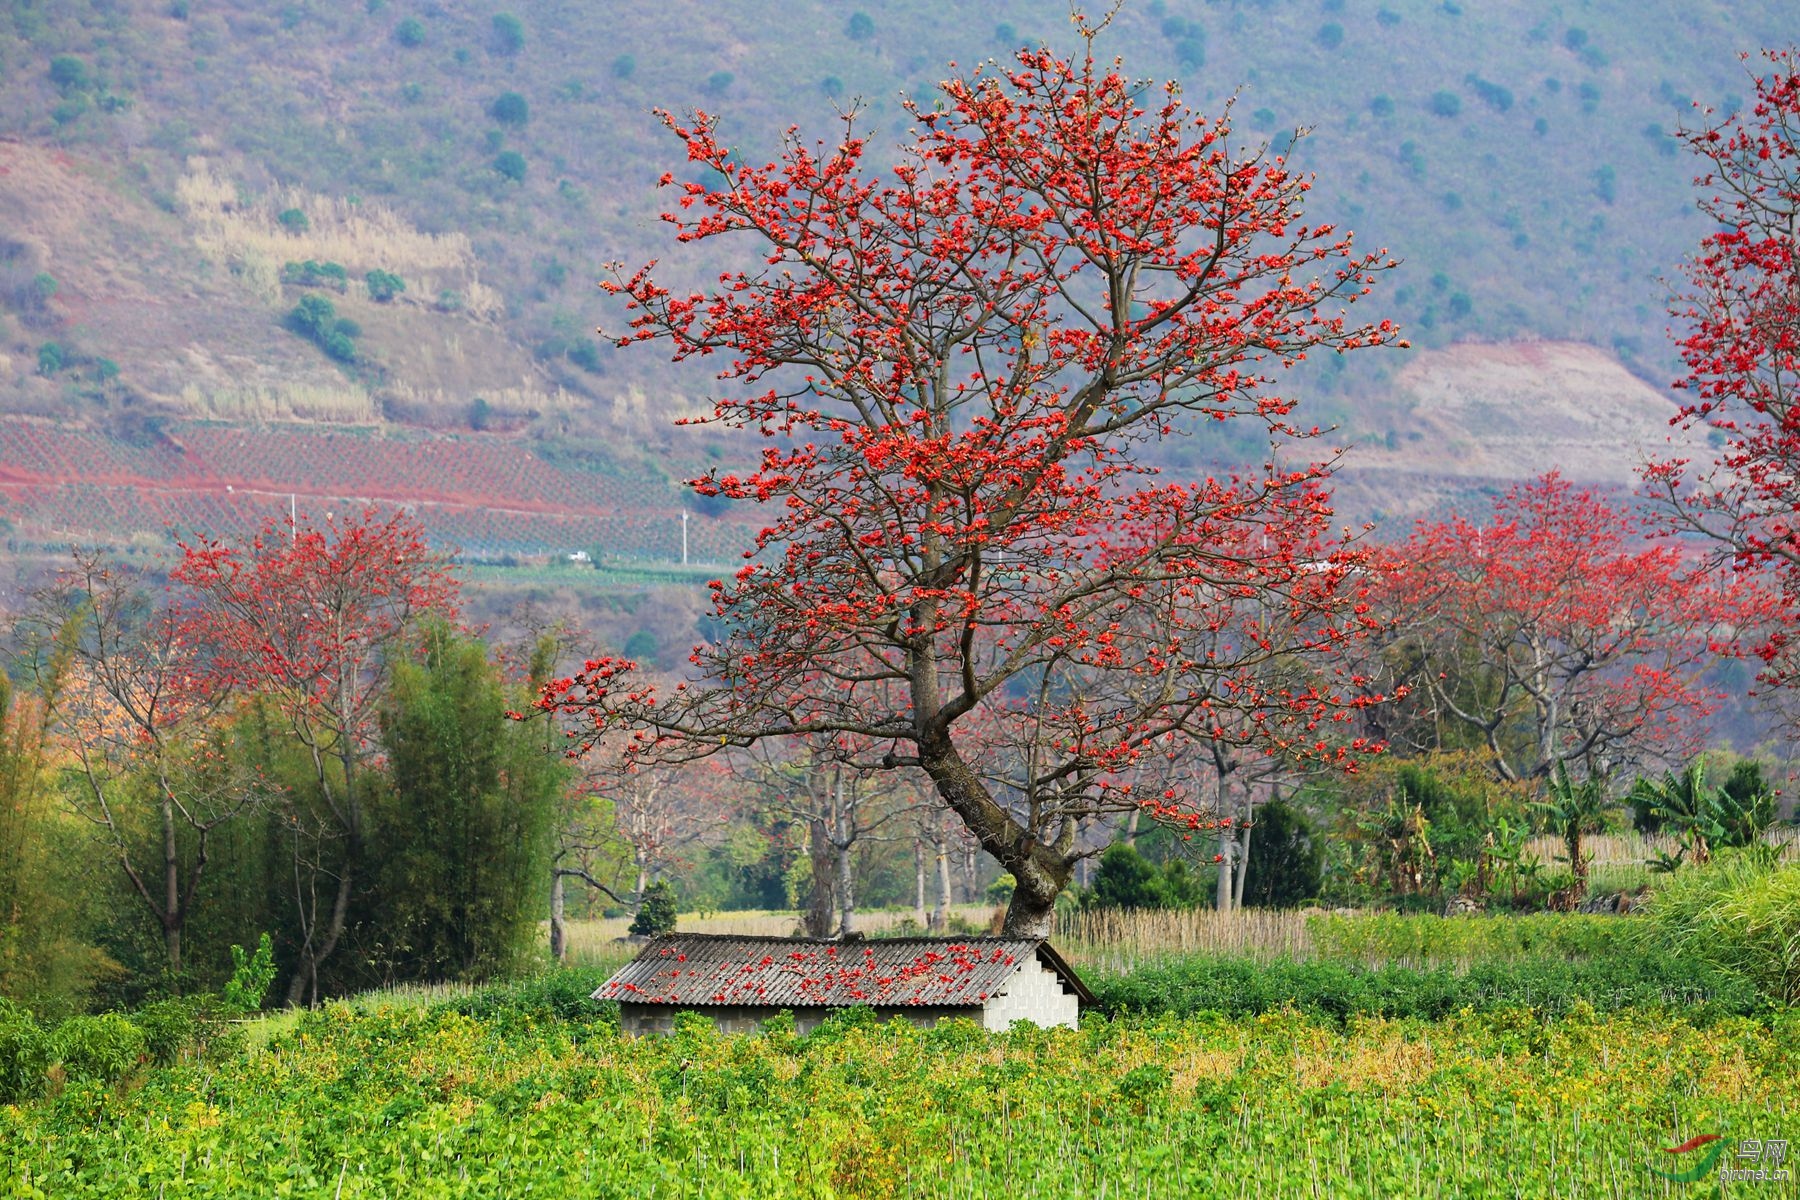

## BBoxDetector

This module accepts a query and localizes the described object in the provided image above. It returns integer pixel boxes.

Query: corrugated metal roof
[594,934,1092,1008]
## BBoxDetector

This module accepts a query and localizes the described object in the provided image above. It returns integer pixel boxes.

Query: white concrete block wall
[981,956,1079,1030]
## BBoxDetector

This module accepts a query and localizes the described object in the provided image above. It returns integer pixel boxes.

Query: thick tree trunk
[1214,830,1234,913]
[803,817,835,938]
[918,729,1071,938]
[1233,801,1252,910]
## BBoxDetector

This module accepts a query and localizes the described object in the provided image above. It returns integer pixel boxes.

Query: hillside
[0,0,1790,563]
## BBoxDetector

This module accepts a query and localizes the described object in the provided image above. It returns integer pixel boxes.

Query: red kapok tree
[547,28,1403,935]
[174,508,457,1004]
[1379,474,1759,785]
[1646,48,1800,682]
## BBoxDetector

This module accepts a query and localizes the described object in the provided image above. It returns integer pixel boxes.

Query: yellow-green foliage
[0,668,113,1014]
[2,1002,1796,1197]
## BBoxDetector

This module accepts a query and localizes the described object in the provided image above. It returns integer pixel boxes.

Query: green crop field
[3,989,1795,1198]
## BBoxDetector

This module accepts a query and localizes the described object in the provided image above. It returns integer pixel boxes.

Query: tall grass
[1055,907,1313,973]
[178,380,378,423]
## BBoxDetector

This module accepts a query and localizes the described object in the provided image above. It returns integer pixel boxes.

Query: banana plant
[1532,765,1613,903]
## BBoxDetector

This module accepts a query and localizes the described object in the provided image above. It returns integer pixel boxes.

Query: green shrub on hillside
[489,91,528,127]
[48,55,90,94]
[281,259,348,290]
[286,294,357,362]
[493,151,526,182]
[393,16,425,47]
[490,12,524,56]
[364,269,405,302]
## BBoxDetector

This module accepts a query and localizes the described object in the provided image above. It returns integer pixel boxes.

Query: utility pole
[680,510,689,565]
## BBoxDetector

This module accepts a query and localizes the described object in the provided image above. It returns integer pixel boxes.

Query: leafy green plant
[1533,765,1612,902]
[1241,799,1321,907]
[1086,843,1207,911]
[281,259,348,290]
[48,56,90,94]
[629,880,678,937]
[51,1013,146,1083]
[393,16,425,47]
[276,207,310,232]
[286,294,357,362]
[223,933,277,1014]
[35,342,63,375]
[131,997,231,1066]
[490,12,525,55]
[0,1001,50,1103]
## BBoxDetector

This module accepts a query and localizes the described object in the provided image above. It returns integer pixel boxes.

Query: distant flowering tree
[543,21,1403,935]
[1379,474,1761,786]
[173,509,457,1004]
[1646,48,1800,688]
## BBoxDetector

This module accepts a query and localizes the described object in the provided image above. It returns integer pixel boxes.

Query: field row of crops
[2,990,1793,1199]
[0,481,757,561]
[0,417,760,560]
[0,418,666,511]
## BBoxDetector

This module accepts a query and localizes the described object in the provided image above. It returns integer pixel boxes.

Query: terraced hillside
[0,417,756,564]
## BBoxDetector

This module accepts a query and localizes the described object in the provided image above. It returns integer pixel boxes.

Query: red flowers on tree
[1646,48,1800,680]
[1378,474,1759,784]
[546,27,1402,934]
[173,508,457,1004]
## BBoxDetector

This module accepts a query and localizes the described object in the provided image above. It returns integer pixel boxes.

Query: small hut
[597,934,1093,1036]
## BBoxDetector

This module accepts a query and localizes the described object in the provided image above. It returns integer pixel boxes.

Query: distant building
[597,934,1093,1036]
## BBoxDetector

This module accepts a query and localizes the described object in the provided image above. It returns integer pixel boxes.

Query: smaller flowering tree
[173,508,457,1004]
[1379,474,1762,786]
